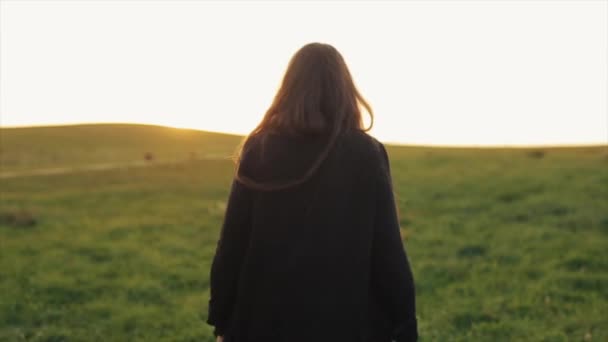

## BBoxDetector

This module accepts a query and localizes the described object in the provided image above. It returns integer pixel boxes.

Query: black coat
[206,130,418,342]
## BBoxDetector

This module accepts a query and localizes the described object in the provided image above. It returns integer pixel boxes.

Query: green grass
[1,124,607,341]
[0,124,243,173]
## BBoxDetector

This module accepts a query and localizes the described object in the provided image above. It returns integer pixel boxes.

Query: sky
[0,0,606,146]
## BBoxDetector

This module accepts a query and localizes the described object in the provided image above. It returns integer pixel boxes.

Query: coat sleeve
[371,142,418,342]
[206,177,253,337]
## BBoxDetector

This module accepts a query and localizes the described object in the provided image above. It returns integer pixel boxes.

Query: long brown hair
[235,42,373,191]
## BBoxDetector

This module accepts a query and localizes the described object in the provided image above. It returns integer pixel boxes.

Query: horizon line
[1,121,606,149]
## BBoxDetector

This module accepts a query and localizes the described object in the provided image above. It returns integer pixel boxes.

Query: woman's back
[207,130,418,342]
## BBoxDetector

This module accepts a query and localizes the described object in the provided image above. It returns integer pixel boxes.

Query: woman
[206,42,418,342]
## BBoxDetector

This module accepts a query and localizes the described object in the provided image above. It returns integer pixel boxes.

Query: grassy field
[1,124,607,341]
[0,124,242,173]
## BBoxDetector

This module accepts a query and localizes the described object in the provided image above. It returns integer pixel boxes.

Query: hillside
[2,123,605,175]
[0,124,244,173]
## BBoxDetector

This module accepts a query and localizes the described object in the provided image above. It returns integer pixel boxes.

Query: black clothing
[206,130,418,342]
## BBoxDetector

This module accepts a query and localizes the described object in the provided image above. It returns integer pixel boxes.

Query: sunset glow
[1,0,606,146]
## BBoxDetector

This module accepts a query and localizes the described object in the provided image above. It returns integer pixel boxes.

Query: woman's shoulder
[239,129,387,169]
[328,130,389,180]
[339,130,387,160]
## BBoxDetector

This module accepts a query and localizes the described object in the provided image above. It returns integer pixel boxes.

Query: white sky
[1,0,607,146]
